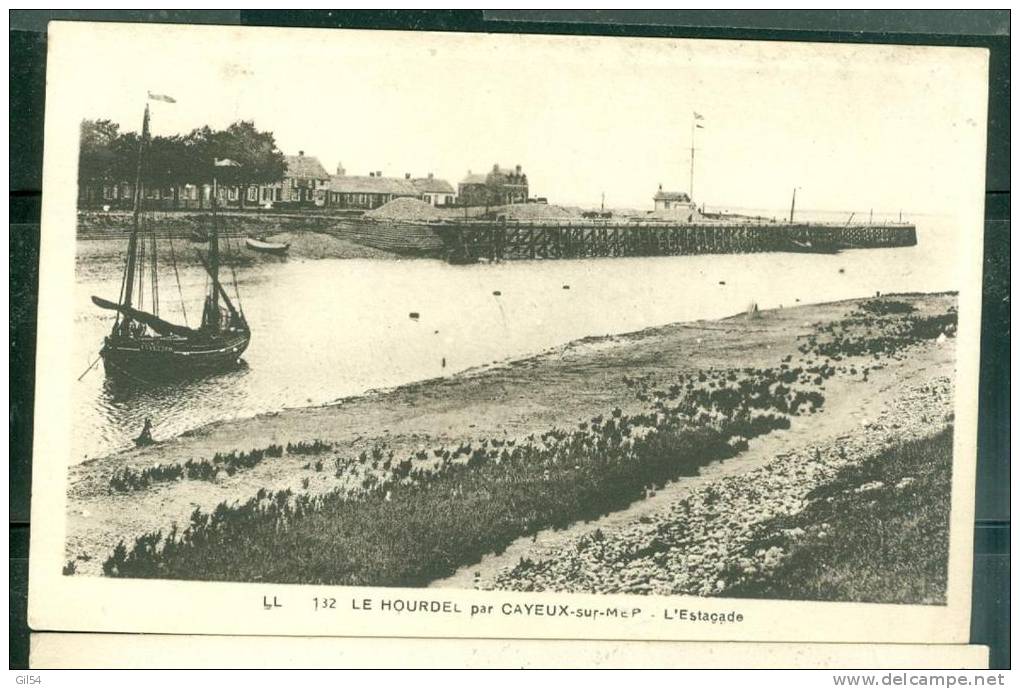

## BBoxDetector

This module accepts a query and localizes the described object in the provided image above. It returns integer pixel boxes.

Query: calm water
[72,215,962,462]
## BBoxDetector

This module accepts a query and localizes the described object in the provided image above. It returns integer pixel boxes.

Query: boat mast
[120,103,149,320]
[789,187,798,223]
[209,165,220,321]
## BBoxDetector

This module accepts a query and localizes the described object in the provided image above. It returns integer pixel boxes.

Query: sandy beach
[431,365,953,594]
[65,291,957,590]
[469,374,953,599]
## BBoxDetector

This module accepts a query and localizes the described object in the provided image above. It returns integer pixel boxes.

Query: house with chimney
[411,174,456,206]
[457,164,529,207]
[255,151,331,207]
[327,165,456,209]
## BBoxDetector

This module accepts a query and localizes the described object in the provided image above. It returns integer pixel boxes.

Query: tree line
[79,118,288,208]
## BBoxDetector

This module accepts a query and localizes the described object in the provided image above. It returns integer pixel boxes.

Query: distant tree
[78,119,121,203]
[78,117,287,210]
[144,134,191,208]
[183,126,216,209]
[214,121,287,208]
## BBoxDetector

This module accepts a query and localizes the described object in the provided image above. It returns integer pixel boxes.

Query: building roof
[493,164,523,174]
[411,177,455,194]
[460,173,488,185]
[329,175,419,195]
[285,154,330,180]
[653,190,691,202]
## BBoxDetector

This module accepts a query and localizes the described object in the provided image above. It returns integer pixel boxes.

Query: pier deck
[433,220,917,263]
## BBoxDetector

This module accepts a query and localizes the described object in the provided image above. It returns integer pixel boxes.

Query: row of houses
[326,162,457,209]
[80,152,532,211]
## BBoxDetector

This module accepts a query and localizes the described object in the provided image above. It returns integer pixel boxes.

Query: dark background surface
[9,10,1009,669]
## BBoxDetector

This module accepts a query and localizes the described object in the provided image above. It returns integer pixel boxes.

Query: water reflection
[86,361,252,459]
[101,359,251,402]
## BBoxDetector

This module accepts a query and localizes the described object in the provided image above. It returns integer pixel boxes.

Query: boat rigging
[91,94,251,382]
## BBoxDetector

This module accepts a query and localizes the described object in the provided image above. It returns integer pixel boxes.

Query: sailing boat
[91,97,251,382]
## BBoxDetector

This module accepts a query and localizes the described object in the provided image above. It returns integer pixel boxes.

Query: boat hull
[245,238,290,255]
[100,330,251,382]
[782,240,841,254]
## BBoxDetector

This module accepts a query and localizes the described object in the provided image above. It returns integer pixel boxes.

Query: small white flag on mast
[689,111,706,199]
[147,91,177,103]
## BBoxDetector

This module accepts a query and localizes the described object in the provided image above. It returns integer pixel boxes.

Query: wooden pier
[432,220,917,263]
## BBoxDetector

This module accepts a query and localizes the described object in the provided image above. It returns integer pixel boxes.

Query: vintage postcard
[28,21,988,642]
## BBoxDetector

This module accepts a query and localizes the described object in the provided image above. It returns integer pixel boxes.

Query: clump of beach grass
[107,441,331,492]
[854,298,917,317]
[721,426,952,604]
[100,362,824,584]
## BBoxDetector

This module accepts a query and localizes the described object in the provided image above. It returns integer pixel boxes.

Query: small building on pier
[651,185,703,222]
[653,185,693,211]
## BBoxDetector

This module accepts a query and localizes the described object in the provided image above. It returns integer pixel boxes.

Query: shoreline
[66,292,958,584]
[74,231,403,278]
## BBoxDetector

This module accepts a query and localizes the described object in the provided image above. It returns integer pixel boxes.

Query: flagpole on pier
[690,112,704,202]
[689,115,696,201]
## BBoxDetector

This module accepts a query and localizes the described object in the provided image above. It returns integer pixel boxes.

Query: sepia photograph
[28,20,988,642]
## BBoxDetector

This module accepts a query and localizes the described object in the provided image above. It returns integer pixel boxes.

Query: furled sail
[91,296,198,338]
[195,252,242,320]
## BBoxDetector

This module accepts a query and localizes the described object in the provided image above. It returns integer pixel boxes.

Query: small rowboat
[245,237,290,255]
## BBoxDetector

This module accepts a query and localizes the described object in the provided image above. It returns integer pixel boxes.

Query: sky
[49,22,988,213]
